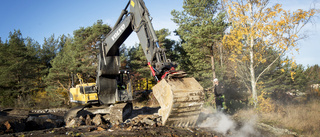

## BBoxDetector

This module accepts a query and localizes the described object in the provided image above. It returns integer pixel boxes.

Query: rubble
[4,121,11,132]
[64,112,162,130]
[85,115,92,125]
[92,114,102,126]
[30,108,68,114]
[0,119,26,133]
[142,117,156,126]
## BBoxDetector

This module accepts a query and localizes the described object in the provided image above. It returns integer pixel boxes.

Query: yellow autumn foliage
[222,0,315,61]
[32,91,48,104]
[222,0,316,107]
[32,88,68,107]
[257,90,275,113]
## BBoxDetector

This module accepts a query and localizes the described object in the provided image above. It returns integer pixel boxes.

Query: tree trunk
[249,2,258,108]
[211,45,216,91]
[219,42,223,68]
[211,55,216,84]
[250,48,257,107]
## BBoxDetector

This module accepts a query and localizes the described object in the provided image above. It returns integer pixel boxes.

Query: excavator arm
[97,0,175,104]
[97,0,204,127]
[100,0,173,77]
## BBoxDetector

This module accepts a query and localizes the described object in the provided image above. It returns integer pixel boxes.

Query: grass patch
[232,99,320,136]
[259,99,320,136]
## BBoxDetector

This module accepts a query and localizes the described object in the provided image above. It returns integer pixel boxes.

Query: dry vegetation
[233,97,320,136]
[259,99,320,136]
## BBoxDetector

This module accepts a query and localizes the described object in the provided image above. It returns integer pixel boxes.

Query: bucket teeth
[152,77,204,127]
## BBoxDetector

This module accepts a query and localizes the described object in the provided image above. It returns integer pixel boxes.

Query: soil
[1,126,220,137]
[0,107,223,137]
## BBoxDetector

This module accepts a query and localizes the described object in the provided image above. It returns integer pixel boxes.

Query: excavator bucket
[152,77,204,127]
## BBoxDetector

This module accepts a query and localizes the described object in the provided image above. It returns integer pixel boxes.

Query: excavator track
[64,103,133,127]
[152,77,204,127]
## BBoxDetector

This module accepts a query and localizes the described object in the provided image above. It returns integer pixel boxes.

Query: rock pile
[120,114,162,130]
[66,113,162,131]
[30,108,68,114]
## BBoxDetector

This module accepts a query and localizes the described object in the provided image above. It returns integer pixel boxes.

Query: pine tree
[72,20,111,82]
[0,30,42,107]
[305,65,320,84]
[127,29,179,82]
[41,34,59,69]
[171,0,228,88]
[44,21,111,106]
[128,44,150,79]
[155,28,179,62]
[119,45,129,70]
[44,37,76,106]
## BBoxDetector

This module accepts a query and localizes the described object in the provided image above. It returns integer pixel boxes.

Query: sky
[0,0,319,67]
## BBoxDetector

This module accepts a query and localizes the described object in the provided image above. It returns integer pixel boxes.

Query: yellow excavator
[69,72,132,105]
[65,0,204,127]
[69,73,97,104]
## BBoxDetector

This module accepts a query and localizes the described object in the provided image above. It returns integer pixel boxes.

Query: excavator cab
[69,83,98,104]
[116,70,133,103]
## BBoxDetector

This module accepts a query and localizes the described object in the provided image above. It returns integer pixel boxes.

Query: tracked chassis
[64,103,133,127]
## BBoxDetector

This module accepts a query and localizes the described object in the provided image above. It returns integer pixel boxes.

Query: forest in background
[0,0,319,112]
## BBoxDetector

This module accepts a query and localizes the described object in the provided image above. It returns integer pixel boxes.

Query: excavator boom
[98,0,204,127]
[67,0,204,127]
